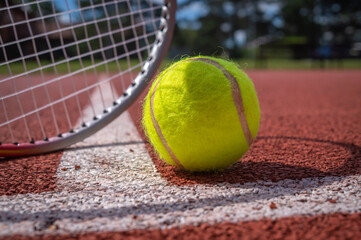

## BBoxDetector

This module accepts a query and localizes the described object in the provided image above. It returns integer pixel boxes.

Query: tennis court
[1,0,361,239]
[1,69,360,239]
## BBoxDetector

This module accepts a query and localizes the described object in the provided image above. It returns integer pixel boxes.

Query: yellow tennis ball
[142,56,260,171]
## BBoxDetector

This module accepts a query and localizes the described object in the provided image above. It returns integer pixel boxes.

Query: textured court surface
[0,70,360,239]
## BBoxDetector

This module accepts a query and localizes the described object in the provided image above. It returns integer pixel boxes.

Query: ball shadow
[151,136,361,186]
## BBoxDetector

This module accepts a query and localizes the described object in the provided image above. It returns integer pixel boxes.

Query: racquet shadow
[0,141,146,161]
[63,140,146,152]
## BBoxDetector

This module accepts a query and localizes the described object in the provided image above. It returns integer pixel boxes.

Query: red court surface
[0,70,360,239]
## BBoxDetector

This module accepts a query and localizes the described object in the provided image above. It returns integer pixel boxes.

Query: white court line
[0,84,360,236]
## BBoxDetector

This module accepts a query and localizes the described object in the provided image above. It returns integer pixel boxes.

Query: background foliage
[172,0,361,60]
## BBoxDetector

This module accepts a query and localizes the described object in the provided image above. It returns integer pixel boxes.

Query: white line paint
[0,85,360,237]
[55,77,161,192]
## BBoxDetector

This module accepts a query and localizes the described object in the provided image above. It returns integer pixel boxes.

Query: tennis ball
[142,56,260,171]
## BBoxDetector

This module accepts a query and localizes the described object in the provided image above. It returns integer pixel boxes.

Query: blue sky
[176,1,283,28]
[52,0,283,47]
[53,0,283,27]
[53,0,104,23]
[54,0,81,23]
[176,1,210,29]
[176,0,283,46]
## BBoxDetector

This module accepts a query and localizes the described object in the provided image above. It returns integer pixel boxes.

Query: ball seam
[192,57,253,147]
[150,69,185,169]
[149,57,253,170]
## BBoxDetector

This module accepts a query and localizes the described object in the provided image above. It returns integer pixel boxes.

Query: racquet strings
[0,0,164,146]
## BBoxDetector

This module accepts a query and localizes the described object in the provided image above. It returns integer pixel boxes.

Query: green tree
[173,0,280,58]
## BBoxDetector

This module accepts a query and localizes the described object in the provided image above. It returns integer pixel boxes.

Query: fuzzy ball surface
[142,56,260,171]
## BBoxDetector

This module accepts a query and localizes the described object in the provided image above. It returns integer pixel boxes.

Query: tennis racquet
[0,0,176,157]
